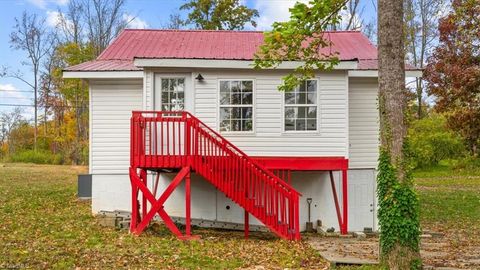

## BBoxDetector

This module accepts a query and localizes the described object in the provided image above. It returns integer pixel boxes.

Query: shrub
[409,114,466,168]
[9,150,62,165]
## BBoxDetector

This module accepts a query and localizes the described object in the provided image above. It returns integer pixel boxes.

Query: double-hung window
[219,80,254,132]
[284,80,318,131]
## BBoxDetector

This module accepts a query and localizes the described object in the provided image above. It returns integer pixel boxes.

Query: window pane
[169,79,176,91]
[162,92,169,104]
[232,119,241,131]
[285,119,295,131]
[307,80,317,92]
[241,107,252,119]
[298,82,306,92]
[220,108,231,121]
[231,93,242,105]
[220,81,230,93]
[296,119,306,130]
[307,93,316,104]
[176,79,185,92]
[232,107,241,119]
[307,119,317,131]
[242,120,253,131]
[177,91,184,100]
[220,120,230,132]
[242,92,252,105]
[161,79,169,91]
[242,81,253,92]
[307,107,317,118]
[162,104,170,111]
[298,92,306,104]
[220,92,230,105]
[285,93,296,104]
[231,81,241,93]
[298,107,306,118]
[285,107,296,118]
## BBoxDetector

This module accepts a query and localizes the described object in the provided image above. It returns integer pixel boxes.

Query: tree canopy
[425,0,480,155]
[180,0,259,30]
[253,0,347,91]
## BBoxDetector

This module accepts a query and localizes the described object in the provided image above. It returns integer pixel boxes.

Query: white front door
[348,169,376,231]
[154,73,193,112]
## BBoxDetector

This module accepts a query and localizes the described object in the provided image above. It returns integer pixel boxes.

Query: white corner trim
[63,71,143,79]
[134,58,358,70]
[348,70,423,78]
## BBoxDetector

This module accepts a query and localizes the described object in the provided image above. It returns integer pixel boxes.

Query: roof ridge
[123,28,362,34]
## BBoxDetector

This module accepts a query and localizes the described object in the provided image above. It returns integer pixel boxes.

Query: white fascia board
[134,58,358,70]
[63,71,143,79]
[348,70,423,78]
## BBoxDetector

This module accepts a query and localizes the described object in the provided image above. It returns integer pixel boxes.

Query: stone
[353,232,367,239]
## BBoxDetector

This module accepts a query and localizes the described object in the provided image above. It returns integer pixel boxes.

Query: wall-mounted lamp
[195,73,204,81]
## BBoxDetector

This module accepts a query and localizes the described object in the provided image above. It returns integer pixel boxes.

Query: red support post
[130,168,138,232]
[244,209,249,239]
[185,170,191,236]
[141,169,147,218]
[341,169,348,234]
[329,170,343,232]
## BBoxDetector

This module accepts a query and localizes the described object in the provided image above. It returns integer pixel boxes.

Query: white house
[64,29,421,240]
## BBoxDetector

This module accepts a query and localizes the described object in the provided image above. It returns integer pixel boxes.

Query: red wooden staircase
[129,111,301,240]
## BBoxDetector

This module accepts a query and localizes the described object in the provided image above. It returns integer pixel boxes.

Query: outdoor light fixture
[195,73,204,81]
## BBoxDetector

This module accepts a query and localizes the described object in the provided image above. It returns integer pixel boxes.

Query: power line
[0,97,33,100]
[0,89,34,93]
[0,104,85,109]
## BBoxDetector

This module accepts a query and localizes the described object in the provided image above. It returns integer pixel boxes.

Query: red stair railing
[130,111,301,240]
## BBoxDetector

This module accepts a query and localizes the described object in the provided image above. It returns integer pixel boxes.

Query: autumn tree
[180,0,259,30]
[0,107,25,156]
[425,0,480,155]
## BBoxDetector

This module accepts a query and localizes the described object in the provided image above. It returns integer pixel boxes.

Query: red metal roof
[65,60,140,71]
[66,29,379,71]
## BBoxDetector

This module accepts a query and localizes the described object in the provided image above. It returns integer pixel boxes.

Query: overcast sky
[0,0,376,117]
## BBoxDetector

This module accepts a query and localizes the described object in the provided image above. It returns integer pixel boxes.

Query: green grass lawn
[414,164,480,231]
[0,163,327,269]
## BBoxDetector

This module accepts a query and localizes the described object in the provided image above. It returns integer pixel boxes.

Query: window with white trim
[161,78,185,111]
[219,80,253,132]
[284,80,318,131]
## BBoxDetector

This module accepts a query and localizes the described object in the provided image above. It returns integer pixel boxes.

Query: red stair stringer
[129,111,301,240]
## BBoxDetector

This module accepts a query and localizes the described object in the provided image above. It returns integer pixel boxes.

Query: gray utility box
[78,174,92,199]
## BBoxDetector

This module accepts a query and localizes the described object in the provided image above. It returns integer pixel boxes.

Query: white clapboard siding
[90,79,143,174]
[348,77,380,169]
[179,69,349,157]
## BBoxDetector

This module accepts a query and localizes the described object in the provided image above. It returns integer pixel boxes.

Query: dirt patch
[307,232,480,269]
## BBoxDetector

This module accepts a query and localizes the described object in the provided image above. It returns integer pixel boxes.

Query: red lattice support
[129,166,198,240]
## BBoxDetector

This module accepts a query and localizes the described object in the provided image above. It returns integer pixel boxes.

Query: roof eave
[348,69,423,78]
[133,58,359,70]
[62,70,144,79]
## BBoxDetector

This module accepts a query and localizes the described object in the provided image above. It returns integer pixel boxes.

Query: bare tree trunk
[34,68,38,151]
[378,0,421,268]
[379,0,408,169]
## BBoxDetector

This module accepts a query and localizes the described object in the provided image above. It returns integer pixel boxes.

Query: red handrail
[130,111,301,240]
